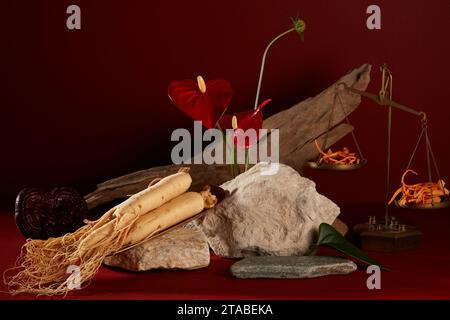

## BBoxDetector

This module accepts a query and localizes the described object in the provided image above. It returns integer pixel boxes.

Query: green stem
[245,148,249,171]
[233,145,240,176]
[254,27,295,109]
[217,124,236,178]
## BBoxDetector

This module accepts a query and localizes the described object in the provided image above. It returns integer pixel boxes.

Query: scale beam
[337,83,426,120]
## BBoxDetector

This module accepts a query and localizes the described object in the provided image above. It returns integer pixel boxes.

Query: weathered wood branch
[85,64,372,209]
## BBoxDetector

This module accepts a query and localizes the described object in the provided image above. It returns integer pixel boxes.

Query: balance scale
[306,64,449,252]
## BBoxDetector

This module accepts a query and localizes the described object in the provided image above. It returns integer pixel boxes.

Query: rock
[196,162,341,258]
[103,226,210,271]
[230,256,357,279]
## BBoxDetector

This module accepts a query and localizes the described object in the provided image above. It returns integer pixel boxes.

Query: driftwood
[85,64,372,209]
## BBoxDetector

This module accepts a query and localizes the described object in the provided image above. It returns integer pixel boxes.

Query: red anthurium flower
[218,111,247,130]
[168,76,234,129]
[232,99,272,148]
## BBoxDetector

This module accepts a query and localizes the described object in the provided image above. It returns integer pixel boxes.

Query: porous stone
[230,256,357,279]
[103,226,210,271]
[196,162,341,258]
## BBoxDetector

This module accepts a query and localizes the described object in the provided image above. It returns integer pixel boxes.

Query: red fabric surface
[1,204,449,300]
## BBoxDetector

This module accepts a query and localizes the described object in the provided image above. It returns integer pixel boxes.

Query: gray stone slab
[230,256,357,279]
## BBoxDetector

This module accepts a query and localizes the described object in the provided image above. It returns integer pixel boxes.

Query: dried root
[314,140,361,165]
[388,169,449,206]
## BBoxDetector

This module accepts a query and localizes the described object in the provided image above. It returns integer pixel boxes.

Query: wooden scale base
[353,216,422,252]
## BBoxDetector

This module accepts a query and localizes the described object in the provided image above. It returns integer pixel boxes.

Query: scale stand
[340,65,429,252]
[353,216,422,252]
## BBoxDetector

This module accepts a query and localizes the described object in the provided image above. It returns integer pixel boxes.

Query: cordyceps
[388,169,449,206]
[3,169,217,296]
[314,140,362,165]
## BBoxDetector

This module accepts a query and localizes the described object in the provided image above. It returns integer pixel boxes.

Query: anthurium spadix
[231,99,272,149]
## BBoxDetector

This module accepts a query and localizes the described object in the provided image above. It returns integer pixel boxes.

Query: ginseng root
[4,170,217,296]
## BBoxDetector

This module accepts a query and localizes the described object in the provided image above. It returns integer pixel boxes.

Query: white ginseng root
[78,170,192,253]
[122,188,217,248]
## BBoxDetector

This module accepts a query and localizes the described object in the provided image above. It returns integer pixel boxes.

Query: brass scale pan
[306,159,449,209]
[305,159,367,171]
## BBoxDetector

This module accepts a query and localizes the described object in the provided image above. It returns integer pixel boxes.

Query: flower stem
[233,145,240,176]
[216,123,236,178]
[254,27,295,109]
[245,148,249,171]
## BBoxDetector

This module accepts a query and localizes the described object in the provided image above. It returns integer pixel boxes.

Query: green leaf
[316,223,390,271]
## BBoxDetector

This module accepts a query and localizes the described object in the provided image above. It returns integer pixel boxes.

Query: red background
[1,0,450,209]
